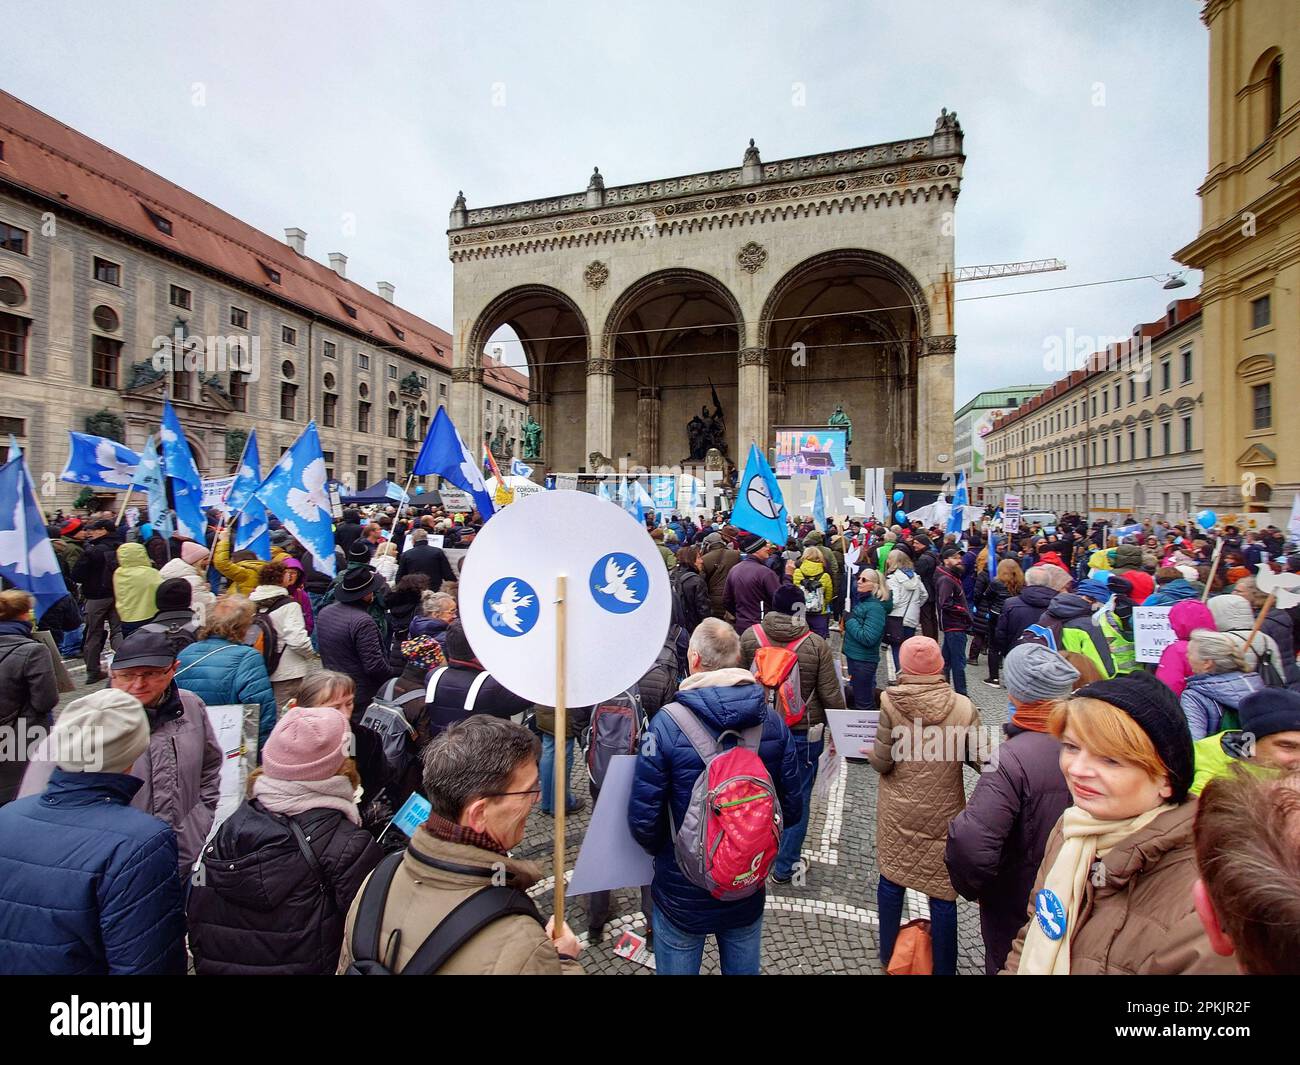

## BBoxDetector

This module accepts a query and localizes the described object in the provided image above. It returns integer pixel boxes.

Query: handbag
[886,918,933,975]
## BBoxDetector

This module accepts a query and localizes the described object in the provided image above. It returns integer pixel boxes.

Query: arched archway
[758,250,929,470]
[601,269,744,467]
[466,284,589,471]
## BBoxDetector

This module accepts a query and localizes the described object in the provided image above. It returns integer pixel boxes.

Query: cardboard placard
[1133,605,1176,664]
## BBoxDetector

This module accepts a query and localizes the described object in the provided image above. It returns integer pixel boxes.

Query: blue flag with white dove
[510,458,534,480]
[0,455,70,620]
[136,435,173,541]
[226,430,270,559]
[160,400,207,542]
[813,474,827,533]
[730,443,788,547]
[947,470,968,535]
[623,478,654,522]
[60,432,144,491]
[254,421,336,577]
[411,407,495,519]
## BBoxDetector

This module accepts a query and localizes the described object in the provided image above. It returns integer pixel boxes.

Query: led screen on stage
[774,427,847,477]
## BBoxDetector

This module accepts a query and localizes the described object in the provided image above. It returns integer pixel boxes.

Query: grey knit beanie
[1002,643,1080,702]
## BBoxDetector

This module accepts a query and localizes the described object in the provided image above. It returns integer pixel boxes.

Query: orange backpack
[750,628,810,727]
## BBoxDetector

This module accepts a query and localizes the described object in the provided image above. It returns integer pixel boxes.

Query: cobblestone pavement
[58,647,1012,976]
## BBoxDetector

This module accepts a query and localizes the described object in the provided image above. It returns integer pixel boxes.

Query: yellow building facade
[1176,0,1299,524]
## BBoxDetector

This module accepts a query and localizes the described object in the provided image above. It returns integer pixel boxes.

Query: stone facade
[983,303,1204,521]
[1175,0,1299,525]
[0,195,526,509]
[447,114,964,475]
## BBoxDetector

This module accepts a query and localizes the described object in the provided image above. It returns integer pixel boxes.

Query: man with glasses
[20,629,222,882]
[337,715,584,974]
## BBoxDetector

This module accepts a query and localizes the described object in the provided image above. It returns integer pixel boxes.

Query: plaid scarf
[421,810,507,856]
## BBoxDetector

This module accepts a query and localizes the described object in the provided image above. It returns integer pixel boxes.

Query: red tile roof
[0,89,529,404]
[987,297,1201,435]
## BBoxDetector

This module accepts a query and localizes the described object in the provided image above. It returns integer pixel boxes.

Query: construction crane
[954,258,1067,283]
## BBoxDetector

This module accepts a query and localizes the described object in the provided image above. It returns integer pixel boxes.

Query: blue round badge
[483,577,539,637]
[1034,888,1067,941]
[589,552,650,614]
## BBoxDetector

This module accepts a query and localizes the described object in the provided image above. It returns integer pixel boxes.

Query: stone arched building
[448,112,964,477]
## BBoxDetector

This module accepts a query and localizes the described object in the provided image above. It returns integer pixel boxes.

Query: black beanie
[155,577,193,614]
[1238,688,1300,741]
[1075,671,1194,803]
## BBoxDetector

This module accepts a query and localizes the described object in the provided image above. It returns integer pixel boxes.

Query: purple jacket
[945,725,1070,975]
[722,555,781,636]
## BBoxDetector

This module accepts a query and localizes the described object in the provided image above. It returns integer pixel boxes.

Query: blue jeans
[773,731,822,880]
[539,733,577,813]
[941,630,968,696]
[653,908,764,975]
[846,658,878,711]
[876,873,958,976]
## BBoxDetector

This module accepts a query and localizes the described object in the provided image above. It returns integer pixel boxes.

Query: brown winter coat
[336,827,583,974]
[1001,800,1237,975]
[701,546,741,619]
[868,673,981,900]
[739,610,845,730]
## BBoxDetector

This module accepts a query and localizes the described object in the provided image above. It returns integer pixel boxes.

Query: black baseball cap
[112,629,178,670]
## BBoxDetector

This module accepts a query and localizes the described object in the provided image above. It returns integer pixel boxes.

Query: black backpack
[244,597,294,673]
[343,851,542,975]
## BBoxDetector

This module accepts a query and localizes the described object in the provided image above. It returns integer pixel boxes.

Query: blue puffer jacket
[628,669,801,935]
[1142,579,1202,607]
[177,637,277,753]
[0,770,186,974]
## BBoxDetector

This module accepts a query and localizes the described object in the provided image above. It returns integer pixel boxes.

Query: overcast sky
[5,0,1207,407]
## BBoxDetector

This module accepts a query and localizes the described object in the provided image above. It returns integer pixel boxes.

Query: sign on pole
[1003,494,1022,535]
[1132,605,1176,664]
[438,487,474,512]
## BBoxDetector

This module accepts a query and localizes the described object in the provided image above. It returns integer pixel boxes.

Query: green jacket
[1189,731,1273,797]
[844,595,889,663]
[1098,612,1139,675]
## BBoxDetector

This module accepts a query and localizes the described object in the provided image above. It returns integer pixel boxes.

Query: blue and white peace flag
[947,470,968,535]
[60,432,143,491]
[227,431,270,559]
[813,474,827,533]
[597,479,616,504]
[254,421,336,577]
[623,478,654,522]
[7,435,20,461]
[730,443,788,547]
[412,407,495,519]
[136,435,173,541]
[1113,522,1143,541]
[160,400,207,542]
[987,530,999,582]
[0,455,70,620]
[510,458,534,480]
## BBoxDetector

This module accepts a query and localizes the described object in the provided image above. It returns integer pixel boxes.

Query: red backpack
[663,703,783,901]
[750,628,810,727]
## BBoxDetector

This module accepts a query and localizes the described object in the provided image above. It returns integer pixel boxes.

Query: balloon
[892,491,904,503]
[1196,509,1217,530]
[894,510,907,523]
[414,486,426,495]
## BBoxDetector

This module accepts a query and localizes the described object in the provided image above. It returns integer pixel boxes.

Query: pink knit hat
[180,541,208,566]
[899,635,944,676]
[262,706,350,782]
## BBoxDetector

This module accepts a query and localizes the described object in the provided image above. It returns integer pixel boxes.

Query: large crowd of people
[1,499,1298,976]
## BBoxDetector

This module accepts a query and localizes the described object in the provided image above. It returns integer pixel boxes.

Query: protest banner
[1132,605,1176,664]
[204,703,259,834]
[438,487,474,512]
[824,707,880,756]
[1003,494,1022,535]
[200,475,237,509]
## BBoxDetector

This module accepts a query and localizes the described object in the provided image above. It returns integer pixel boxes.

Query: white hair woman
[1180,629,1265,740]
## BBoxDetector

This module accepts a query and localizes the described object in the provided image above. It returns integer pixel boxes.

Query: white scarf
[253,774,362,825]
[1017,803,1172,975]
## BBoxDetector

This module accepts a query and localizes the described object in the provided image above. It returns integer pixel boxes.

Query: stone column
[737,347,769,456]
[637,386,661,467]
[585,358,615,469]
[917,334,955,472]
[767,379,786,434]
[450,364,484,452]
[527,388,550,468]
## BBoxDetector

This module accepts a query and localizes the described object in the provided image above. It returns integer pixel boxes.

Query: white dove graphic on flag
[94,438,136,487]
[287,457,331,523]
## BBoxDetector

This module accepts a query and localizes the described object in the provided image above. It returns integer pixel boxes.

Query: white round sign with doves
[457,489,672,707]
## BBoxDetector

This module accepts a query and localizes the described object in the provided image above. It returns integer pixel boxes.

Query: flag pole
[1201,539,1225,603]
[552,572,568,939]
[386,471,418,542]
[115,488,134,527]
